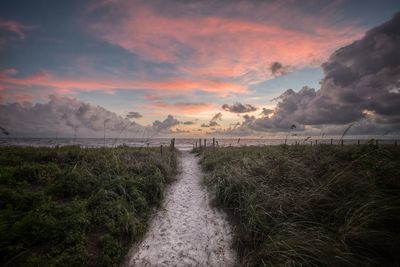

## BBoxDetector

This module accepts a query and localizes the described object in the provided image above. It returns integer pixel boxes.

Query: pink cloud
[89,0,364,84]
[0,18,35,48]
[0,69,247,100]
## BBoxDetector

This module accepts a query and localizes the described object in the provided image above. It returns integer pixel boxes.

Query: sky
[0,0,399,138]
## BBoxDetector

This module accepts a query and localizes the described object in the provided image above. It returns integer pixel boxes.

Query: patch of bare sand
[124,151,237,267]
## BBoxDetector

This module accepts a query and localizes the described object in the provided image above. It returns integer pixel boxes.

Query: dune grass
[0,145,177,267]
[196,144,400,266]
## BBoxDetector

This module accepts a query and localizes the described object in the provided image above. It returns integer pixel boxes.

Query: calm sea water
[0,137,397,150]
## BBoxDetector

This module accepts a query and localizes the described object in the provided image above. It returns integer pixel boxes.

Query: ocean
[0,137,397,150]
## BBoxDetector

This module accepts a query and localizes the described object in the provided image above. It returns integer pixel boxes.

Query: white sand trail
[125,151,237,267]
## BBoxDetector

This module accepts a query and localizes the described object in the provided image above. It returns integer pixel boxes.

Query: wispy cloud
[0,18,36,47]
[89,0,364,84]
[0,69,247,98]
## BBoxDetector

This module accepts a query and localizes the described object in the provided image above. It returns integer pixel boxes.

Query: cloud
[222,102,257,113]
[270,62,290,76]
[0,69,247,99]
[152,115,180,131]
[89,0,363,84]
[211,112,222,121]
[234,13,400,134]
[0,70,247,97]
[0,95,181,137]
[201,112,222,127]
[260,108,273,116]
[209,121,219,127]
[0,18,35,47]
[126,111,142,119]
[171,128,190,134]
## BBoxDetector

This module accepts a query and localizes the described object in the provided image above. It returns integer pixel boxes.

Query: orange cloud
[90,1,364,84]
[0,70,247,96]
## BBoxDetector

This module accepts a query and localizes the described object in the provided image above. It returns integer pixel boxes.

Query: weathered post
[357,140,360,146]
[204,139,207,148]
[330,138,333,145]
[216,140,219,147]
[160,144,163,155]
[212,138,215,148]
[341,139,344,146]
[199,138,202,148]
[170,138,175,151]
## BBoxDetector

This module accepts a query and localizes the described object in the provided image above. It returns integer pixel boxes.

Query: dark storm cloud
[222,102,258,113]
[126,111,142,119]
[240,13,400,133]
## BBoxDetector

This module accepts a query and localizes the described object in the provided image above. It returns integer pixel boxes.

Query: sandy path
[125,151,237,267]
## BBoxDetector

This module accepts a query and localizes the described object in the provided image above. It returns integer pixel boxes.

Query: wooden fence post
[212,138,215,148]
[341,139,344,146]
[357,140,360,146]
[160,144,163,155]
[204,139,207,148]
[330,139,333,145]
[199,138,202,148]
[170,138,175,151]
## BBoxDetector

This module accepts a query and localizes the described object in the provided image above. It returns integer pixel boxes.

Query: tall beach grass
[197,144,400,266]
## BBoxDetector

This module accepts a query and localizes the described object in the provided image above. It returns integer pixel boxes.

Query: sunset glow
[0,0,399,137]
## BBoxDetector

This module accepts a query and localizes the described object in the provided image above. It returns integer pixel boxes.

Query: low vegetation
[0,145,177,267]
[196,144,400,266]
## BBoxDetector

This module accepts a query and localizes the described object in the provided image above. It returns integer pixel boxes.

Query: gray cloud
[0,95,180,137]
[209,121,219,127]
[211,112,222,121]
[126,111,142,119]
[222,102,258,113]
[202,112,222,127]
[237,13,400,134]
[260,108,273,116]
[152,115,180,131]
[270,61,290,76]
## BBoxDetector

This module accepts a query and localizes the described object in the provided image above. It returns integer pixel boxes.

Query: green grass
[0,145,177,267]
[196,144,400,266]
